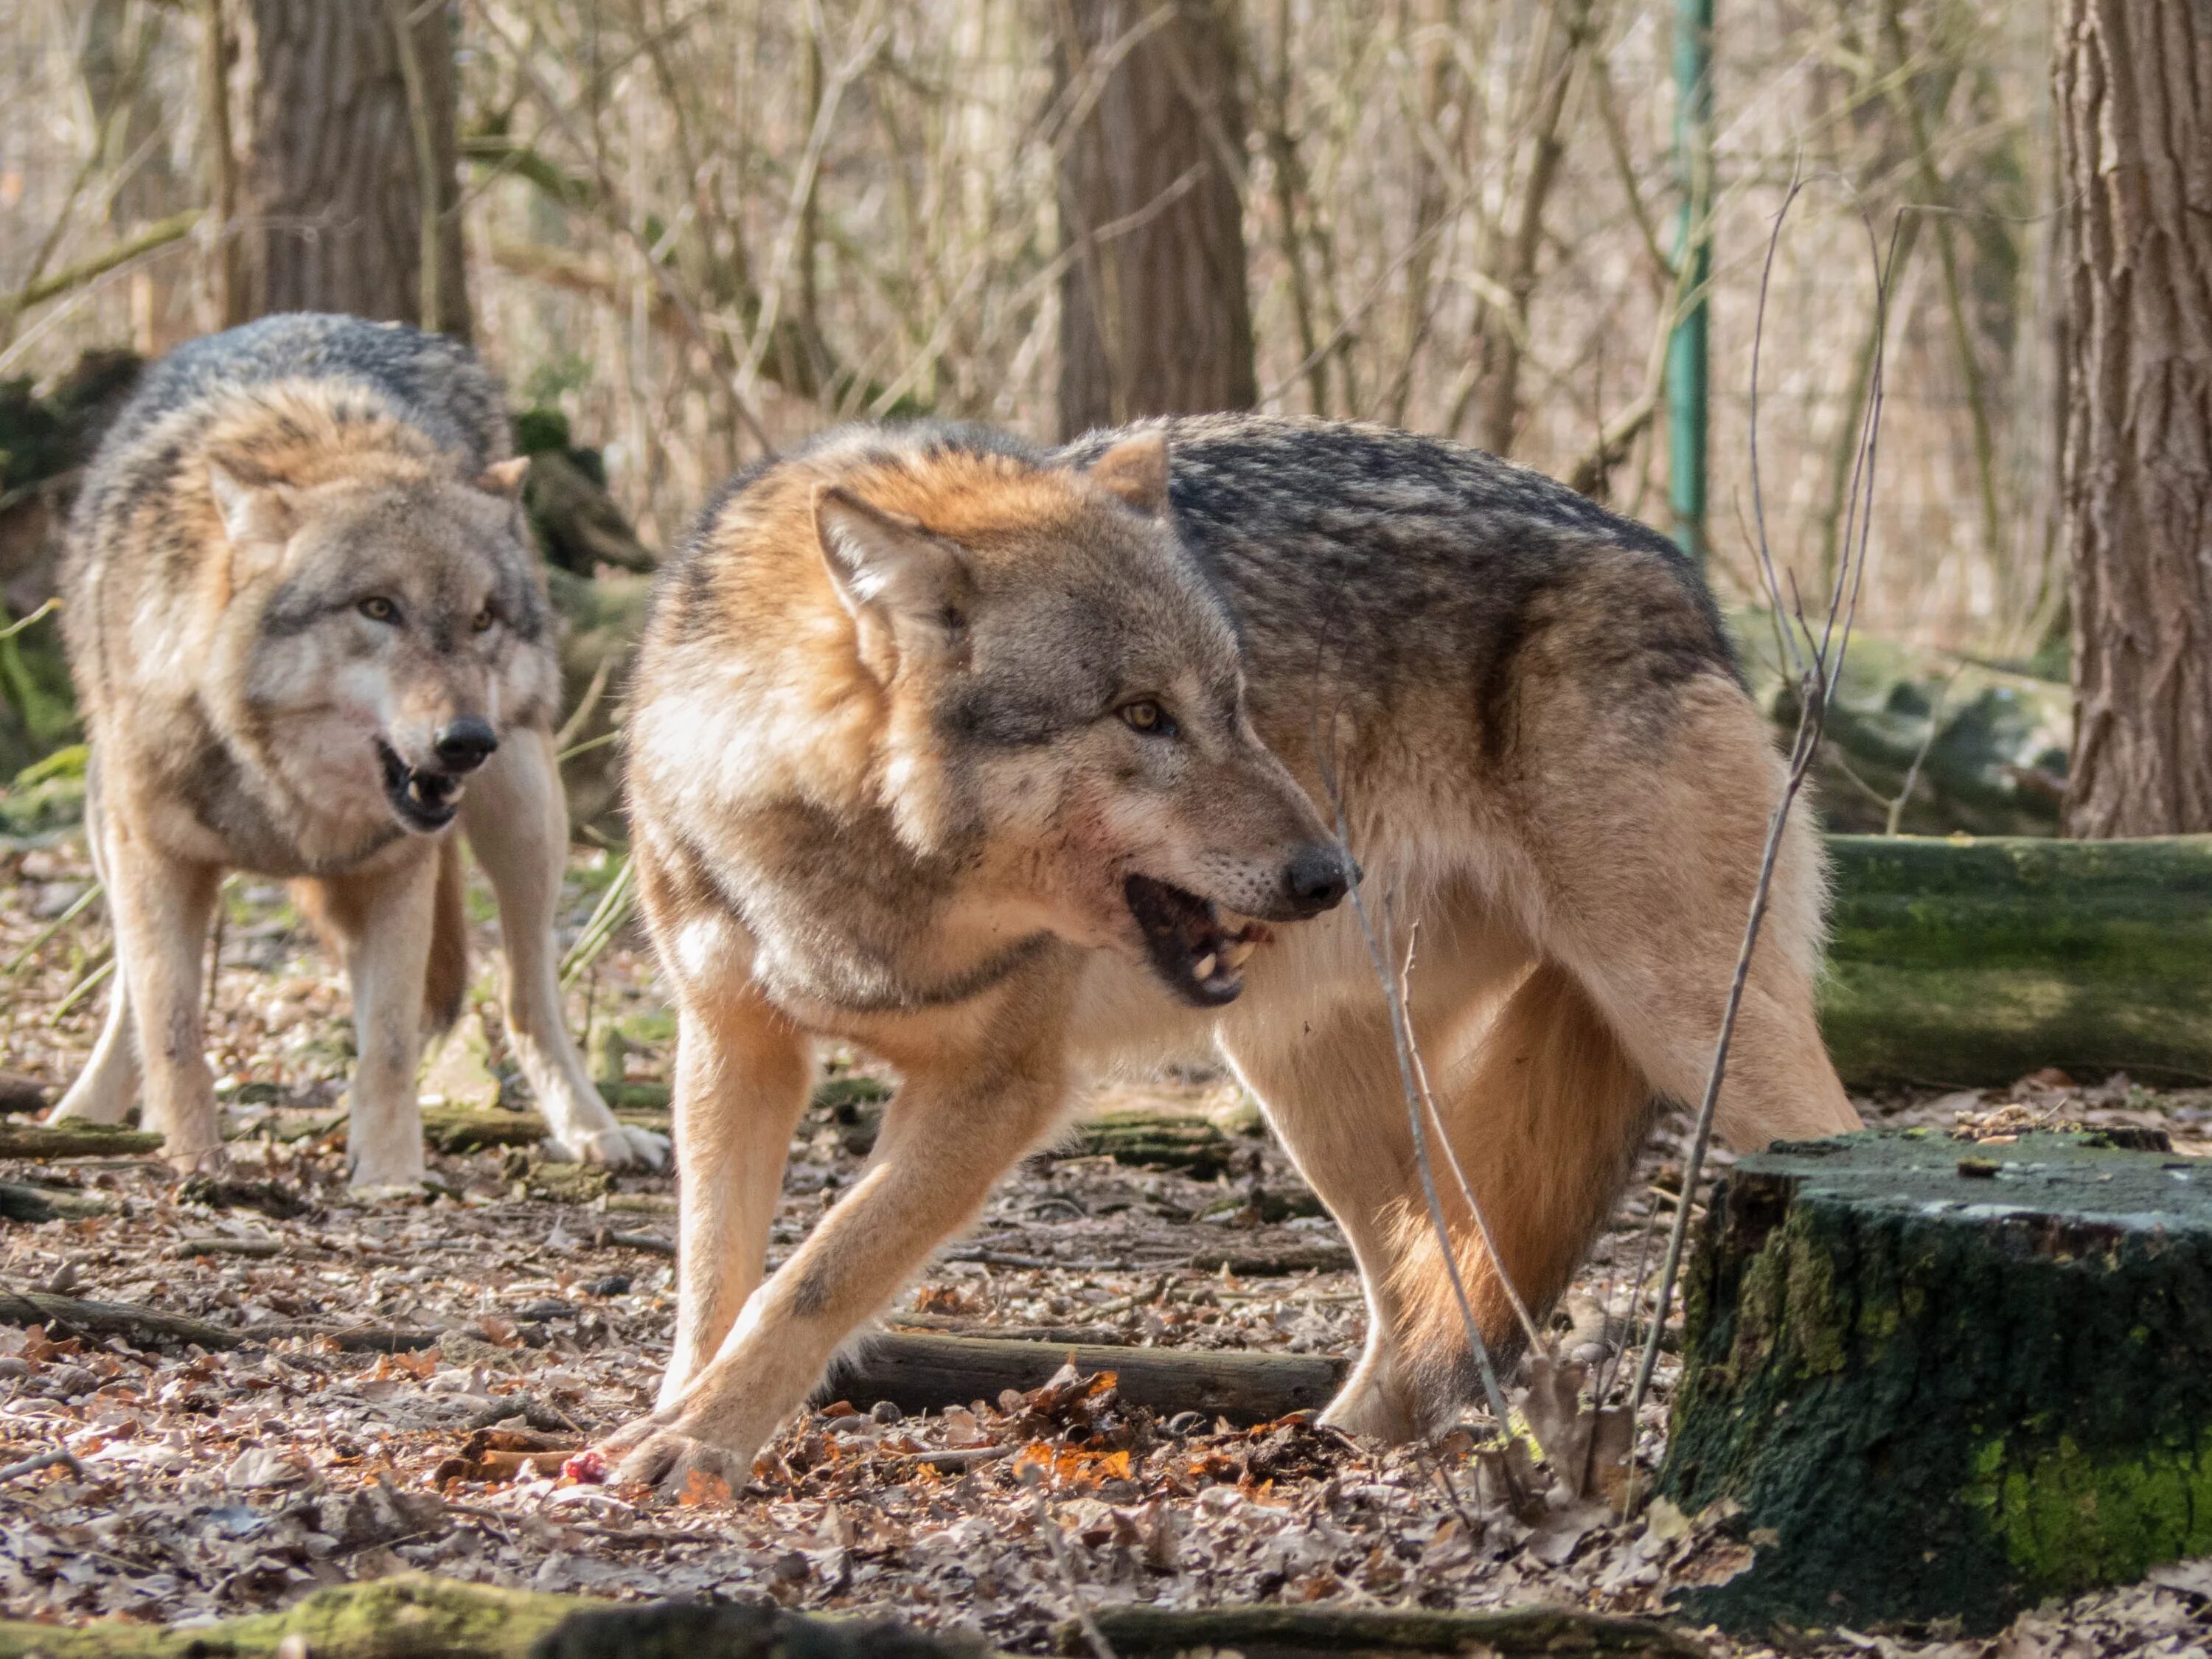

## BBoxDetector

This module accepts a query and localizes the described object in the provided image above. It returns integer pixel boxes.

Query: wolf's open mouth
[378,740,465,832]
[1124,874,1274,1007]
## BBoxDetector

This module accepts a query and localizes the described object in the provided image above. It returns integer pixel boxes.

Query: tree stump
[1660,1127,2212,1635]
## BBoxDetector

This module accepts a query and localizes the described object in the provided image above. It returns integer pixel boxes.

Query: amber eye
[358,597,397,623]
[1119,700,1176,737]
[472,606,495,633]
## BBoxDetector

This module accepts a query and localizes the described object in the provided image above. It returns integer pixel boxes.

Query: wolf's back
[88,314,507,487]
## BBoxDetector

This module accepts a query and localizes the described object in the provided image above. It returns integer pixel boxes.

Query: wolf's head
[815,432,1354,1006]
[206,451,554,835]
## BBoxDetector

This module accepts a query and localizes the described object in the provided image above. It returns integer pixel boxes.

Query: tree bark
[1661,1127,2212,1634]
[223,0,470,335]
[1055,0,1256,438]
[2056,1,2212,836]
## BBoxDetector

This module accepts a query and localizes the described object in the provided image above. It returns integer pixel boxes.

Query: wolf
[49,313,667,1187]
[597,415,1862,1486]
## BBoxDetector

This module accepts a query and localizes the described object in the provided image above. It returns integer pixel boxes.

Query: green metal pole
[1667,0,1713,566]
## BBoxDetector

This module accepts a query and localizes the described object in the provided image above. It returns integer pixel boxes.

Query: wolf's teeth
[1192,953,1217,981]
[1221,940,1256,970]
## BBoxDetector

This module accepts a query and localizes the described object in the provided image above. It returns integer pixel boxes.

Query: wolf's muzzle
[434,717,499,774]
[1281,844,1358,919]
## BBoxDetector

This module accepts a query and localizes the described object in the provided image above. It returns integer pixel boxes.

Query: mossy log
[1820,833,2212,1086]
[0,1572,989,1658]
[818,1332,1346,1424]
[0,1121,161,1160]
[1659,1127,2212,1635]
[1076,1604,1705,1658]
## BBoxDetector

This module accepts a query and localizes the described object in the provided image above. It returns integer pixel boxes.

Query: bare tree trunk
[1475,0,1596,458]
[2056,0,2212,837]
[221,0,470,336]
[1055,0,1256,438]
[79,0,192,352]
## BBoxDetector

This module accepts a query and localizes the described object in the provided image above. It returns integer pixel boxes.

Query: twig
[1885,669,1958,835]
[1023,1464,1118,1659]
[553,653,617,751]
[49,953,116,1023]
[0,1450,85,1486]
[1617,170,1893,1514]
[7,880,102,975]
[0,599,59,642]
[559,855,636,987]
[1398,922,1545,1357]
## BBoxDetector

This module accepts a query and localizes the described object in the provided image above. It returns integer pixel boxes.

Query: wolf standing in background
[599,416,1861,1489]
[50,313,666,1187]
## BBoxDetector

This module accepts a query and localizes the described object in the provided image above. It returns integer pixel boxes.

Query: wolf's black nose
[433,718,499,773]
[1283,844,1357,917]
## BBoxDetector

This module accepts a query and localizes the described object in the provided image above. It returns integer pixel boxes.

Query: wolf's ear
[814,486,970,661]
[1085,432,1169,516]
[208,462,300,582]
[476,457,532,500]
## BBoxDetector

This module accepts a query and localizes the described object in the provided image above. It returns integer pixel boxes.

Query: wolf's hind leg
[601,1029,1068,1492]
[304,852,440,1190]
[657,965,811,1411]
[1526,688,1860,1152]
[460,727,667,1171]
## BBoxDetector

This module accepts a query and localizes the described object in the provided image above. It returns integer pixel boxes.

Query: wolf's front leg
[315,851,441,1190]
[52,803,140,1126]
[601,1037,1068,1492]
[97,832,223,1171]
[656,980,811,1411]
[460,728,667,1170]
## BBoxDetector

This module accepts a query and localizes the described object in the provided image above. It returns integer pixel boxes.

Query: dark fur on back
[656,414,1738,774]
[86,313,507,484]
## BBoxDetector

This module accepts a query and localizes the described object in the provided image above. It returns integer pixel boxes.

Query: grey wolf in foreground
[50,313,666,1187]
[599,416,1861,1485]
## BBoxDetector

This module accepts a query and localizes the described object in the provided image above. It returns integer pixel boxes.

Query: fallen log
[0,1290,440,1354]
[1822,832,2212,1086]
[1660,1126,2212,1635]
[0,1291,240,1350]
[817,1332,1346,1424]
[0,1074,46,1116]
[0,1180,111,1222]
[0,1572,994,1658]
[1077,1604,1705,1659]
[0,1121,161,1159]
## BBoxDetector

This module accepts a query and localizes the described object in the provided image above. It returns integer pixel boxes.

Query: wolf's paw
[602,1416,751,1498]
[347,1152,430,1193]
[559,1124,671,1172]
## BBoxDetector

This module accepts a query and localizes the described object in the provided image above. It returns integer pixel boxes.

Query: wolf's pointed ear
[476,457,532,499]
[208,462,300,583]
[1085,432,1169,516]
[814,486,969,661]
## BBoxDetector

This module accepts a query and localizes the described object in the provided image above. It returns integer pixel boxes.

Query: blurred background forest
[0,0,2155,837]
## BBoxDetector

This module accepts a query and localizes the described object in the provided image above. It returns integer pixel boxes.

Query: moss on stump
[1660,1127,2212,1635]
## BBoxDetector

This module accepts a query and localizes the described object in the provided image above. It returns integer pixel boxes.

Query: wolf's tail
[423,835,469,1038]
[1381,961,1654,1413]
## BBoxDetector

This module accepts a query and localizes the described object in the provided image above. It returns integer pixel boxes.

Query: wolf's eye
[358,597,398,624]
[1119,700,1177,737]
[471,606,495,633]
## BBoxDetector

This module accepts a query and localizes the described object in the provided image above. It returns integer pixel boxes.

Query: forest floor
[0,835,2206,1658]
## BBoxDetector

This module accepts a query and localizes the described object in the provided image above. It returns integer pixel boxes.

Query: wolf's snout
[433,717,499,774]
[1281,844,1357,918]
